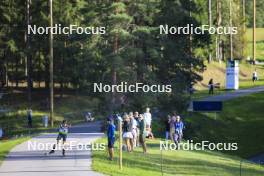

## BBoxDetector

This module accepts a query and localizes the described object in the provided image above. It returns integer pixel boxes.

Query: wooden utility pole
[229,0,233,60]
[49,0,54,127]
[253,0,256,64]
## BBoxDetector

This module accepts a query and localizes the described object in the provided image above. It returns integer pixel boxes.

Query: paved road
[188,86,264,111]
[201,86,264,101]
[0,122,105,176]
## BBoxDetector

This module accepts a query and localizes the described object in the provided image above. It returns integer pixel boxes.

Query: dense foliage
[0,0,251,113]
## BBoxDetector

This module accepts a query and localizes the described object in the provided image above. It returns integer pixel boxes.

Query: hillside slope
[195,61,264,90]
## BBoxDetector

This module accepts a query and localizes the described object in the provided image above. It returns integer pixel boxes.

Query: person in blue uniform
[107,117,116,161]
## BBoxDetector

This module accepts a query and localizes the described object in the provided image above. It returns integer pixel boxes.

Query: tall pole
[208,0,212,62]
[242,0,246,59]
[49,0,54,127]
[229,0,233,60]
[253,0,256,64]
[242,0,246,33]
[216,0,222,62]
[189,0,192,55]
[26,0,32,107]
[118,120,122,170]
[111,0,119,113]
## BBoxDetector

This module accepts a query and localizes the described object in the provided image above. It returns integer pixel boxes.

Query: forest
[0,0,262,114]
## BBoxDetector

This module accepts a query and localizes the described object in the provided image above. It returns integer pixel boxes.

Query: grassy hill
[185,92,264,158]
[92,138,264,176]
[246,28,264,42]
[92,92,264,176]
[195,61,264,91]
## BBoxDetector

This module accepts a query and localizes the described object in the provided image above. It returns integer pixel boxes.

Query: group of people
[43,107,184,160]
[107,108,153,160]
[165,112,184,146]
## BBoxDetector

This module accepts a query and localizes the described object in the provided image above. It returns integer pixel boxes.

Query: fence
[239,159,264,176]
[115,139,264,176]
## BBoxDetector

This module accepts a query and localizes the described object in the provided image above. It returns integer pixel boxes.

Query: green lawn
[185,92,264,158]
[92,138,264,176]
[195,61,264,92]
[246,28,264,42]
[246,41,264,61]
[0,137,30,165]
[92,92,264,175]
[246,28,264,61]
[192,79,264,100]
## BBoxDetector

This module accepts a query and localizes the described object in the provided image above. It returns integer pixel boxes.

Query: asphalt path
[0,121,105,176]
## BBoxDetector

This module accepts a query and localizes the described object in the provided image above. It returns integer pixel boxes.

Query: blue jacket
[175,121,184,134]
[107,123,116,139]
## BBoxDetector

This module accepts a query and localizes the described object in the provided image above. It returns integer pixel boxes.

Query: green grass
[239,78,264,89]
[246,41,264,61]
[0,137,30,165]
[246,28,264,42]
[246,28,264,61]
[185,92,264,158]
[191,89,234,100]
[92,138,264,176]
[195,61,264,91]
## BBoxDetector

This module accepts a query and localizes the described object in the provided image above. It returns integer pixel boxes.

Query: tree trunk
[216,0,222,62]
[49,0,54,127]
[253,0,256,64]
[110,0,119,113]
[15,57,19,88]
[229,0,233,60]
[26,0,32,106]
[208,0,212,63]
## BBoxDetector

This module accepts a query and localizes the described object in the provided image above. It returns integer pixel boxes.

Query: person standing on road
[27,109,33,128]
[107,117,116,161]
[208,79,214,95]
[139,114,147,154]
